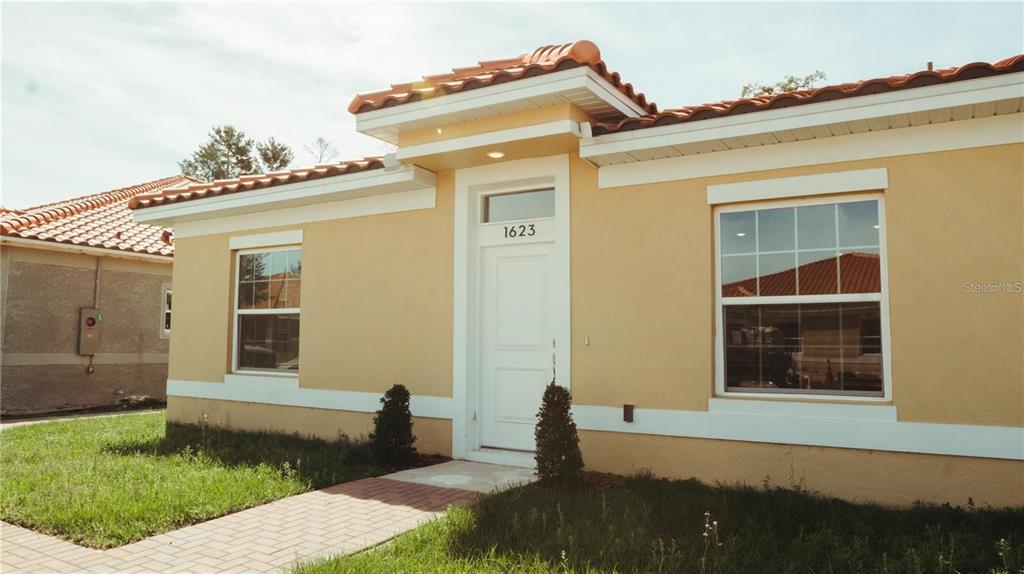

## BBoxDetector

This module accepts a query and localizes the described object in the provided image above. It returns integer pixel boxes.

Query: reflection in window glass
[797,251,838,295]
[757,208,795,252]
[757,252,797,296]
[723,303,883,396]
[236,248,301,373]
[719,199,885,398]
[483,189,555,223]
[720,201,880,297]
[838,201,880,247]
[720,211,756,254]
[797,204,836,250]
[237,314,300,371]
[839,248,881,294]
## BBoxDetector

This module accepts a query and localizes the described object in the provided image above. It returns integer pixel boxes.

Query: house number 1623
[503,224,536,238]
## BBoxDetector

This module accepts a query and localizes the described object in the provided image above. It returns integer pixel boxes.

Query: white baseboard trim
[166,379,453,420]
[572,404,1023,461]
[165,379,1022,460]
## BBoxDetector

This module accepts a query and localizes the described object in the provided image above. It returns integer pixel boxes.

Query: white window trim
[232,244,302,378]
[229,230,303,250]
[707,168,887,205]
[713,192,893,403]
[160,285,172,338]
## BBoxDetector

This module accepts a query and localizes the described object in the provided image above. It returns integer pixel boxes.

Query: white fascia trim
[228,229,303,250]
[173,188,436,239]
[355,67,644,139]
[573,404,1024,461]
[0,236,172,264]
[582,72,1024,158]
[396,120,580,161]
[167,379,453,420]
[598,112,1024,188]
[583,68,650,117]
[133,165,436,226]
[707,168,888,204]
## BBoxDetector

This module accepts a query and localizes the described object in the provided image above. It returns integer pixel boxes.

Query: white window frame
[713,193,893,402]
[232,244,302,377]
[161,286,172,337]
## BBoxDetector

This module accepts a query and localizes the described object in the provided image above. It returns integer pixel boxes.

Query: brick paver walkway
[0,477,477,573]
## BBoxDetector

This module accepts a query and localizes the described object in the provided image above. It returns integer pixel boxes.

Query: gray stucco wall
[1,245,172,415]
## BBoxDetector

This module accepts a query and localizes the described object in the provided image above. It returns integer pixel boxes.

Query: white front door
[477,201,558,451]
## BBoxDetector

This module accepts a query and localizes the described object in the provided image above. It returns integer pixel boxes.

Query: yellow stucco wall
[165,137,1022,505]
[167,396,452,456]
[168,172,455,398]
[570,143,1024,427]
[579,430,1024,507]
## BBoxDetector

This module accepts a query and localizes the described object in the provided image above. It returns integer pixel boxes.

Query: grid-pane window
[235,248,301,372]
[719,199,885,397]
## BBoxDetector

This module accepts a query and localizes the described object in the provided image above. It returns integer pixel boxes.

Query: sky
[2,2,1021,209]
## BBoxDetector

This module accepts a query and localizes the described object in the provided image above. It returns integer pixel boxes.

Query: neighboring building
[1,175,192,415]
[132,42,1023,507]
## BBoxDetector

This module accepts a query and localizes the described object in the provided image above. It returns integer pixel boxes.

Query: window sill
[708,397,896,421]
[225,373,299,389]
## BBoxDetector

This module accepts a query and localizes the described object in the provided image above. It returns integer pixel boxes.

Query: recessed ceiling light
[736,232,747,237]
[435,128,443,134]
[486,151,506,159]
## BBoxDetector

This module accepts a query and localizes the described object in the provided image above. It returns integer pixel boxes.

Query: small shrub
[369,384,417,468]
[534,381,583,484]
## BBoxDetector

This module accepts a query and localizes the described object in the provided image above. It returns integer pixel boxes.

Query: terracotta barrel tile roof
[593,54,1024,135]
[348,40,657,115]
[128,158,385,210]
[722,252,880,298]
[1,175,194,257]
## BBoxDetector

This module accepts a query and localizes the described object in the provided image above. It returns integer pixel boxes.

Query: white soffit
[132,165,437,227]
[581,72,1024,166]
[354,67,647,144]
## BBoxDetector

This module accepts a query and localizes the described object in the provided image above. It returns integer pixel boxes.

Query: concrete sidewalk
[0,461,532,573]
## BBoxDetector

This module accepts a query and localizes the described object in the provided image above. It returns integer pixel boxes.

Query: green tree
[257,137,294,172]
[741,70,827,98]
[534,381,583,484]
[179,126,294,181]
[369,384,417,468]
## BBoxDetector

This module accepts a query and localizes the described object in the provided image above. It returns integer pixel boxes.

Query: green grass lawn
[296,474,1024,574]
[0,412,383,548]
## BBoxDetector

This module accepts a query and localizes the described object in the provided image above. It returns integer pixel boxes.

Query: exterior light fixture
[736,232,747,237]
[873,224,880,229]
[435,128,443,134]
[486,151,506,159]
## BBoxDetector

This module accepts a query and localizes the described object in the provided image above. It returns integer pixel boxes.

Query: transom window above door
[482,188,555,223]
[716,198,888,398]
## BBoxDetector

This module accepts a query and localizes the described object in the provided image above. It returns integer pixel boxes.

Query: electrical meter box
[78,308,103,356]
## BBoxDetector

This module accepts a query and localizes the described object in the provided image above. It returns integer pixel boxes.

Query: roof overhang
[0,235,172,263]
[580,72,1024,167]
[393,119,581,171]
[355,66,648,144]
[132,164,436,227]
